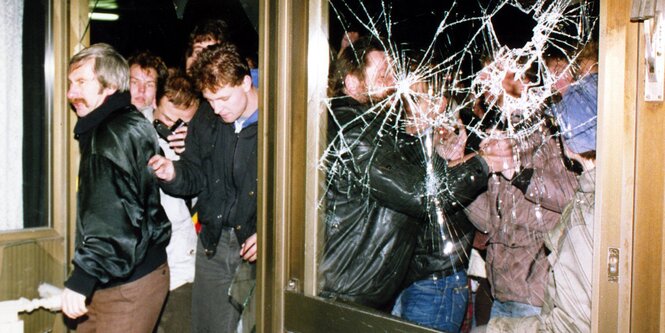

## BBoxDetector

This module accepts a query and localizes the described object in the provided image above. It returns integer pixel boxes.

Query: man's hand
[337,31,360,57]
[434,121,467,162]
[148,155,176,182]
[403,82,448,136]
[167,125,188,155]
[61,288,87,319]
[479,136,519,178]
[240,233,257,262]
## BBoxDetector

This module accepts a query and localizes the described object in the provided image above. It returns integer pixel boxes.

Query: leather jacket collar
[74,92,131,140]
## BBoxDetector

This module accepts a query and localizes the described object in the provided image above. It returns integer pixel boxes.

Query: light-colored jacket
[467,131,577,306]
[142,109,197,290]
[486,168,594,333]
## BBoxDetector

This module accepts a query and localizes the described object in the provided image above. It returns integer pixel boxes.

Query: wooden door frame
[592,1,638,332]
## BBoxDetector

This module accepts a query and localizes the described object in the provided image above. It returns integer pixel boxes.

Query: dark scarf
[73,92,131,151]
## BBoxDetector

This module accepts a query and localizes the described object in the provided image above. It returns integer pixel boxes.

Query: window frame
[0,0,76,244]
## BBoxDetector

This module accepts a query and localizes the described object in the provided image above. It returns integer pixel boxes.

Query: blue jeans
[490,300,541,319]
[392,270,469,332]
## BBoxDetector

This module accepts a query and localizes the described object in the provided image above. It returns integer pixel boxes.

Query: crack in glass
[319,0,598,326]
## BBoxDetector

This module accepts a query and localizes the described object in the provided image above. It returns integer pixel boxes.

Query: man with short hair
[128,51,167,111]
[185,19,259,88]
[465,56,578,321]
[61,43,170,333]
[185,19,230,73]
[149,42,258,333]
[143,69,199,333]
[319,37,492,319]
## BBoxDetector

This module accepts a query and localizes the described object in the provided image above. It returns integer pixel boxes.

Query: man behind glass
[318,38,494,332]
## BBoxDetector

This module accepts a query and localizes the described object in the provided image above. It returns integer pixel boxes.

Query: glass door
[260,1,616,332]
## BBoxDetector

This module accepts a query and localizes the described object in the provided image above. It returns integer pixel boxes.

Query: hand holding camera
[153,119,188,154]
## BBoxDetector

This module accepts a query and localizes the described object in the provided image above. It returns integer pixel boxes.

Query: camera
[153,119,185,141]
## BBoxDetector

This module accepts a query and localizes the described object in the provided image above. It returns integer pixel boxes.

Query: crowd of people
[58,13,598,333]
[61,19,258,333]
[319,32,598,333]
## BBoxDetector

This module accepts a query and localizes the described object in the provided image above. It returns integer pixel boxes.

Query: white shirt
[142,108,197,290]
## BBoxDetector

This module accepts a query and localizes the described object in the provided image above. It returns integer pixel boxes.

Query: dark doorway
[89,0,259,68]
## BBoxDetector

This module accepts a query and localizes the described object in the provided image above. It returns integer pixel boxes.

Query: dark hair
[157,68,200,109]
[190,42,250,92]
[328,37,387,98]
[127,51,168,86]
[543,46,569,62]
[189,19,230,47]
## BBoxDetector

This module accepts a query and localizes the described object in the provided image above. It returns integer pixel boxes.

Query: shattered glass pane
[317,0,598,330]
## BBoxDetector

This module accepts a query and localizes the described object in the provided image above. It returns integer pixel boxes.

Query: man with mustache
[61,43,170,333]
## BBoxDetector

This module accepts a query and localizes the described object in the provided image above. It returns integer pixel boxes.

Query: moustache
[69,99,87,107]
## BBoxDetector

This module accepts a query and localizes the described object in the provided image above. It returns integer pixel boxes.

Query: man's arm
[365,140,489,218]
[66,155,153,297]
[520,138,578,213]
[61,288,88,319]
[465,190,494,233]
[435,154,490,213]
[153,106,209,196]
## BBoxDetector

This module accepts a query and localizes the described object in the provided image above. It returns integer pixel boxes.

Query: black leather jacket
[161,103,257,257]
[318,98,488,309]
[405,206,476,286]
[65,92,170,298]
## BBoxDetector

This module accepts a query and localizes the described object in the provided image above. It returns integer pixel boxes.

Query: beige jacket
[486,169,595,333]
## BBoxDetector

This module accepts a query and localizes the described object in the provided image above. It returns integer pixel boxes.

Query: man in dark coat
[61,43,171,333]
[149,42,258,333]
[318,37,492,313]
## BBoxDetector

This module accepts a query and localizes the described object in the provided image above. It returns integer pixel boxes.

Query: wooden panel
[662,181,665,333]
[0,238,65,333]
[259,0,313,329]
[594,0,639,332]
[52,0,74,242]
[67,0,90,270]
[287,0,310,294]
[631,16,665,333]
